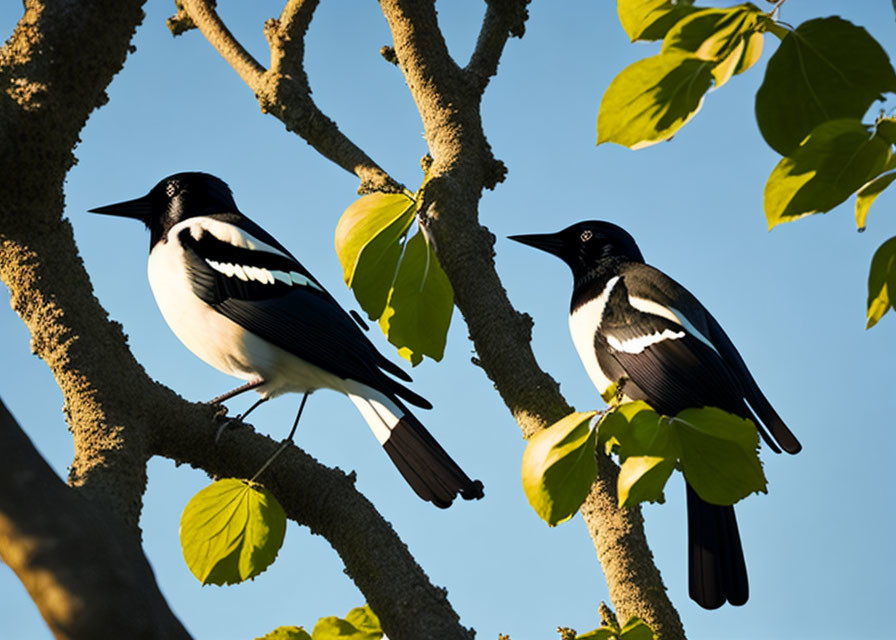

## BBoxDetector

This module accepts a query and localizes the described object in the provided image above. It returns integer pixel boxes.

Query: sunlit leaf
[618,455,676,507]
[856,171,896,231]
[619,617,656,640]
[764,119,891,229]
[379,230,453,364]
[180,479,286,585]
[866,236,896,328]
[312,605,382,640]
[667,407,767,505]
[756,17,896,156]
[335,193,416,319]
[576,628,617,640]
[661,4,765,87]
[598,402,678,506]
[521,411,599,526]
[617,0,697,42]
[257,626,312,640]
[598,52,713,149]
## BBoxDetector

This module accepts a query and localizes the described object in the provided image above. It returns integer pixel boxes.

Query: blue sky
[2,2,894,639]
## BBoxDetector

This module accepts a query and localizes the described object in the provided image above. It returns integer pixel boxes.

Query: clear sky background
[2,2,894,639]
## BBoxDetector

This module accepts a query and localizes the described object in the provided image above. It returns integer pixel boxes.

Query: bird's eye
[581,230,593,242]
[165,183,177,198]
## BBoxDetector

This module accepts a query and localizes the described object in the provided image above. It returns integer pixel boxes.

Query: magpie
[88,171,483,508]
[509,220,800,609]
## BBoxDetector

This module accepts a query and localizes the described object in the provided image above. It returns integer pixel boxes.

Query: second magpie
[89,171,483,508]
[510,220,800,609]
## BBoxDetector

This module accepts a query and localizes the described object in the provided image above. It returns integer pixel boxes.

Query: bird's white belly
[569,305,614,396]
[147,241,342,398]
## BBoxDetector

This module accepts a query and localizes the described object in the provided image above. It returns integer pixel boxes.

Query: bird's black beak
[508,232,566,258]
[88,194,153,224]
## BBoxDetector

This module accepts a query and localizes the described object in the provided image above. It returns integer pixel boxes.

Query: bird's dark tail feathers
[686,484,748,609]
[383,410,484,508]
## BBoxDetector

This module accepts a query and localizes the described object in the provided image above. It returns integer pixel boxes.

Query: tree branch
[465,0,530,94]
[0,0,151,531]
[178,0,398,194]
[378,2,686,637]
[0,398,192,640]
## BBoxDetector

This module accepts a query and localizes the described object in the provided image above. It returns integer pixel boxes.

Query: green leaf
[378,230,453,364]
[521,411,599,526]
[576,628,617,640]
[257,626,313,640]
[598,402,678,506]
[876,116,896,146]
[598,52,713,149]
[866,236,896,328]
[667,407,767,505]
[312,605,382,640]
[180,479,287,585]
[619,617,655,640]
[661,4,765,87]
[764,119,892,229]
[335,193,416,319]
[756,17,896,156]
[618,455,676,507]
[856,172,896,231]
[617,0,697,42]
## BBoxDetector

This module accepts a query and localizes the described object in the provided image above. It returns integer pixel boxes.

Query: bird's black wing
[619,263,800,454]
[177,222,425,404]
[597,274,757,425]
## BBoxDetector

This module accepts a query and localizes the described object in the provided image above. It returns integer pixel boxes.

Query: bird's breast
[147,239,346,397]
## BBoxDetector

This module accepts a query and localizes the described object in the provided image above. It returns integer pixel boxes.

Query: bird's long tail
[344,382,484,508]
[686,484,749,609]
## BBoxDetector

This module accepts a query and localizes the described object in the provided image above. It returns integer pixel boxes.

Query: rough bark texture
[0,399,192,640]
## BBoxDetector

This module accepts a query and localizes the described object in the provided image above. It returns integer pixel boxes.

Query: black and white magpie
[509,220,801,609]
[88,171,483,508]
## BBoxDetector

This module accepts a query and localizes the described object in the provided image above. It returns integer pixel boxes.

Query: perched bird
[509,221,800,609]
[89,171,483,508]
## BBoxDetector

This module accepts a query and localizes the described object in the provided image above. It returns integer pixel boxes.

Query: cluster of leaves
[602,1,896,328]
[521,402,766,526]
[335,184,453,365]
[258,605,383,640]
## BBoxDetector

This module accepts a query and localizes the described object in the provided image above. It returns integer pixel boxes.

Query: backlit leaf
[335,193,416,319]
[667,407,767,505]
[619,617,656,640]
[618,455,676,507]
[598,402,678,506]
[598,52,713,149]
[379,230,453,364]
[661,4,765,87]
[312,605,382,640]
[617,0,697,42]
[756,17,896,156]
[257,627,312,640]
[764,119,892,229]
[856,171,896,231]
[180,479,286,585]
[866,236,896,328]
[522,411,599,526]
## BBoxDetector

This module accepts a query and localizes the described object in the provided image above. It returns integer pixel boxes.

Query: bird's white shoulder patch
[627,296,718,354]
[171,217,323,291]
[569,276,620,394]
[607,328,685,354]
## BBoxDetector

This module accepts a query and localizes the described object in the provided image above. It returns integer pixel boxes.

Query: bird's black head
[509,220,644,281]
[88,172,239,247]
